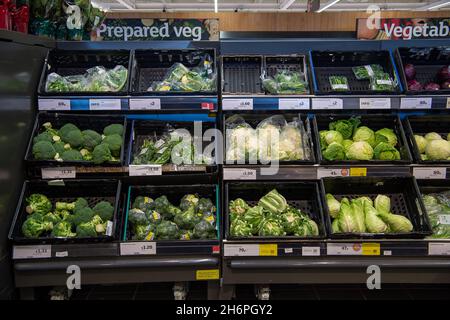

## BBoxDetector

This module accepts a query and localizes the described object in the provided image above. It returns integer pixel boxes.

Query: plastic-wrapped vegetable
[262,70,308,95]
[370,72,397,91]
[423,192,450,239]
[352,64,384,80]
[329,76,349,91]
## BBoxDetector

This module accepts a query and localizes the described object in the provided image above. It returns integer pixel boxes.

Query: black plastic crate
[313,114,412,165]
[310,50,403,95]
[397,47,450,95]
[223,112,316,165]
[221,55,264,95]
[404,115,450,164]
[38,49,131,96]
[9,179,122,244]
[130,49,217,95]
[127,119,217,171]
[122,184,220,242]
[320,177,432,239]
[224,181,326,240]
[25,113,127,168]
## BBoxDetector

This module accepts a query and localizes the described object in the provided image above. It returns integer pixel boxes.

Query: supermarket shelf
[129,96,218,112]
[222,95,311,111]
[38,96,129,111]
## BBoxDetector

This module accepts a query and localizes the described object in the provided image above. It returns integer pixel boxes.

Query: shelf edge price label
[413,167,446,180]
[302,246,321,256]
[447,98,450,109]
[362,243,380,256]
[89,99,121,111]
[222,99,253,110]
[350,168,367,177]
[279,98,310,110]
[400,97,432,109]
[13,245,51,259]
[129,98,161,110]
[259,244,278,256]
[312,98,343,110]
[223,244,259,257]
[129,165,162,176]
[359,98,391,109]
[41,167,76,179]
[428,242,450,256]
[120,242,156,256]
[196,269,220,280]
[317,168,349,179]
[438,215,450,225]
[327,243,362,256]
[38,99,71,111]
[223,168,257,180]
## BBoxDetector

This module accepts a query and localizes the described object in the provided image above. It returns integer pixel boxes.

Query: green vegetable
[258,189,287,214]
[375,128,398,147]
[262,70,308,95]
[133,224,155,240]
[72,207,94,226]
[351,199,366,232]
[323,142,346,161]
[73,198,89,212]
[329,76,349,91]
[425,139,450,160]
[371,72,396,91]
[337,198,357,233]
[414,135,428,154]
[373,142,401,160]
[280,210,302,234]
[197,198,216,214]
[326,194,341,218]
[346,141,374,160]
[364,202,389,233]
[156,221,179,240]
[378,212,413,233]
[243,206,265,234]
[65,129,83,148]
[331,219,340,233]
[33,141,56,160]
[423,192,450,239]
[61,149,83,161]
[128,208,148,225]
[352,64,384,80]
[76,221,97,237]
[180,194,200,211]
[174,206,199,229]
[51,221,76,238]
[342,139,353,151]
[425,132,443,141]
[25,194,52,215]
[53,141,66,155]
[132,196,154,211]
[43,212,62,225]
[230,219,253,237]
[93,201,114,221]
[193,220,216,239]
[82,130,102,150]
[179,230,193,241]
[22,215,53,238]
[329,117,361,140]
[258,218,285,237]
[353,126,376,148]
[153,195,174,219]
[229,198,249,221]
[374,194,390,214]
[103,134,122,158]
[33,131,53,144]
[103,124,124,137]
[324,130,344,146]
[92,143,113,164]
[59,123,79,141]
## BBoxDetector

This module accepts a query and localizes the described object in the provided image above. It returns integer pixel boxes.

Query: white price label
[223,168,257,180]
[55,251,68,258]
[223,244,259,257]
[13,245,51,259]
[413,167,446,180]
[383,250,392,256]
[38,99,71,111]
[129,99,161,110]
[120,242,156,256]
[359,98,391,109]
[312,98,343,110]
[41,167,76,179]
[327,243,362,256]
[278,98,310,110]
[447,98,450,109]
[284,248,293,254]
[400,98,432,109]
[222,99,253,110]
[428,243,450,256]
[302,247,321,256]
[317,168,349,179]
[438,215,450,225]
[129,165,162,176]
[89,99,121,111]
[106,221,113,236]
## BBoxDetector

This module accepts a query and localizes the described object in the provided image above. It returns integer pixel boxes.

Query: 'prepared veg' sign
[93,18,219,41]
[357,18,450,40]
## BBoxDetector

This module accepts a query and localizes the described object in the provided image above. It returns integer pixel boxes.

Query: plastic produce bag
[423,191,450,239]
[329,76,349,91]
[225,115,258,163]
[370,72,397,91]
[261,70,308,95]
[256,115,286,162]
[352,64,384,80]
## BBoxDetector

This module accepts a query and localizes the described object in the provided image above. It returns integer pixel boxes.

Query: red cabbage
[404,64,416,81]
[408,79,423,91]
[437,65,450,82]
[424,82,441,91]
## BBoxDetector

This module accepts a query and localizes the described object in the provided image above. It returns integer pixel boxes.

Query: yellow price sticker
[362,243,380,256]
[350,168,367,177]
[259,244,278,256]
[196,269,220,280]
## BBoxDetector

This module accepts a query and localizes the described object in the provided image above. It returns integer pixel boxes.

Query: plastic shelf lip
[413,167,448,180]
[38,96,129,111]
[400,97,433,109]
[312,97,343,110]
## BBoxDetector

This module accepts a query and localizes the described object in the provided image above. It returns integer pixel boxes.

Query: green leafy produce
[156,221,179,240]
[329,76,349,91]
[415,135,428,154]
[258,189,287,214]
[72,207,94,226]
[92,143,112,164]
[259,218,286,237]
[342,139,353,151]
[33,131,53,144]
[374,194,390,214]
[197,198,216,214]
[326,194,341,218]
[329,117,361,140]
[25,194,52,215]
[243,206,265,234]
[180,194,200,211]
[51,221,76,238]
[43,212,62,225]
[59,123,79,141]
[82,130,102,150]
[324,131,344,146]
[147,210,163,225]
[280,209,303,234]
[425,139,450,160]
[353,126,376,148]
[76,221,97,238]
[132,196,154,211]
[93,201,114,221]
[193,220,216,239]
[364,202,388,233]
[229,198,249,222]
[425,132,442,141]
[373,142,401,160]
[53,141,66,155]
[323,142,346,161]
[33,141,56,160]
[352,64,384,80]
[346,141,374,160]
[103,134,122,157]
[262,70,308,95]
[65,129,83,148]
[371,73,396,91]
[375,128,398,147]
[128,208,148,225]
[230,219,253,237]
[174,206,199,229]
[133,224,155,241]
[61,149,83,161]
[351,199,366,232]
[22,215,53,238]
[337,198,357,233]
[103,124,124,137]
[378,212,413,233]
[423,192,450,239]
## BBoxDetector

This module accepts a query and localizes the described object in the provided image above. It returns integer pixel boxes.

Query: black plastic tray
[221,55,264,95]
[130,49,217,96]
[122,184,220,242]
[397,47,450,95]
[310,50,402,95]
[127,120,217,171]
[223,112,316,165]
[9,179,122,244]
[224,181,326,240]
[38,49,131,96]
[404,115,450,165]
[320,177,432,239]
[313,114,412,165]
[25,113,127,169]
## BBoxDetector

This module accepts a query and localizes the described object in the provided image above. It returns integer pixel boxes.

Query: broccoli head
[155,220,179,240]
[92,143,112,164]
[132,196,154,211]
[26,193,52,215]
[43,212,62,225]
[74,197,89,212]
[80,149,93,161]
[197,198,216,214]
[103,134,122,157]
[32,141,56,160]
[180,194,200,211]
[43,122,60,141]
[33,131,53,144]
[65,129,83,148]
[59,123,79,141]
[53,141,66,155]
[128,208,149,225]
[76,221,97,237]
[174,206,200,229]
[55,201,75,211]
[51,221,76,238]
[61,149,83,161]
[22,215,53,238]
[82,130,102,150]
[193,219,216,239]
[103,124,124,137]
[72,207,94,225]
[153,195,175,219]
[132,224,155,240]
[93,201,114,221]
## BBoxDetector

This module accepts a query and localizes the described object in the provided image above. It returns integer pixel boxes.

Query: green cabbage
[414,135,428,154]
[351,199,367,232]
[373,142,401,160]
[353,126,376,147]
[329,117,361,140]
[323,142,345,161]
[326,194,341,218]
[425,139,450,160]
[364,202,388,233]
[374,194,391,214]
[342,139,353,151]
[346,141,374,160]
[425,132,443,141]
[375,128,398,147]
[243,206,265,234]
[337,198,357,233]
[378,212,413,233]
[324,130,344,146]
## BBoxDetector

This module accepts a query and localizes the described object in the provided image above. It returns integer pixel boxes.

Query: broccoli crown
[32,141,56,160]
[156,220,179,240]
[132,196,154,211]
[74,198,89,212]
[193,219,216,239]
[103,134,122,157]
[53,141,66,155]
[43,212,62,225]
[92,143,112,164]
[128,208,149,225]
[33,131,53,144]
[59,123,79,140]
[61,149,83,161]
[80,149,93,161]
[26,193,52,215]
[76,221,97,237]
[93,201,114,221]
[51,221,76,238]
[72,207,94,225]
[103,124,124,137]
[22,215,53,238]
[82,130,102,150]
[65,129,83,148]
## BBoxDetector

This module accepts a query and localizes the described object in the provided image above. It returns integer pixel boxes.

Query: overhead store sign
[93,18,219,41]
[357,18,450,40]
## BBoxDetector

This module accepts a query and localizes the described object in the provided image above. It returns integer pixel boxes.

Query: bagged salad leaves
[423,191,450,239]
[261,70,308,95]
[352,64,384,80]
[370,72,397,91]
[45,65,128,93]
[329,76,349,91]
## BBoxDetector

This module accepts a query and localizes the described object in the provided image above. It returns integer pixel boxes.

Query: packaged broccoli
[329,76,349,91]
[352,64,384,80]
[370,72,397,91]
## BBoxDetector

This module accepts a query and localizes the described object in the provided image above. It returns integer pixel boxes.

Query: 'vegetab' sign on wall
[92,18,219,41]
[357,18,450,40]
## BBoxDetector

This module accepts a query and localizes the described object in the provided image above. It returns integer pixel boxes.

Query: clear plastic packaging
[370,72,397,91]
[329,76,349,91]
[261,70,308,95]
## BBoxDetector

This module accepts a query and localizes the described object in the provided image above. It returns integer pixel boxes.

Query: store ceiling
[91,0,450,12]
